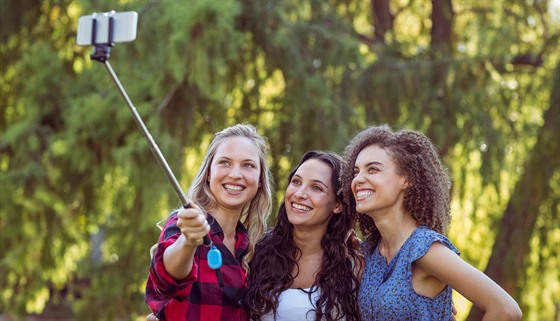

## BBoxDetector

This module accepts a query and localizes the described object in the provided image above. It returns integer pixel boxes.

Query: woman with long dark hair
[243,150,363,321]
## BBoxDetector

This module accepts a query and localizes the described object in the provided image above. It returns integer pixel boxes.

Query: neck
[292,226,325,256]
[373,210,417,261]
[290,226,325,289]
[211,207,243,238]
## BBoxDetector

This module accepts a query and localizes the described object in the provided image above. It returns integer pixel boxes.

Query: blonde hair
[187,124,273,271]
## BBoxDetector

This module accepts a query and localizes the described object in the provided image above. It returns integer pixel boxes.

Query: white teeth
[224,184,244,191]
[357,191,373,198]
[292,203,311,211]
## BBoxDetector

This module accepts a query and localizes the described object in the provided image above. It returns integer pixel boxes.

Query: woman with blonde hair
[145,124,273,321]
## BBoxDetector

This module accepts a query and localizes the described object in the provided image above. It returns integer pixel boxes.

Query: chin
[356,204,371,214]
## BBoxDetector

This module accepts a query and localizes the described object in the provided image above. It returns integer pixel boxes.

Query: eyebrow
[355,161,383,168]
[216,156,258,163]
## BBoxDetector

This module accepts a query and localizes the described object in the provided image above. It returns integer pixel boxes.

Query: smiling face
[285,158,342,228]
[209,136,261,214]
[351,144,408,217]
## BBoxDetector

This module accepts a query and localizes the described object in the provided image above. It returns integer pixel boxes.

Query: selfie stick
[86,12,222,270]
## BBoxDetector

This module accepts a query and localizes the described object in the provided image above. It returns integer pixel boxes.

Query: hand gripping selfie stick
[79,11,222,271]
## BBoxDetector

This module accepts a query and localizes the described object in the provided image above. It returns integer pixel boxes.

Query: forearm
[419,243,522,321]
[163,234,198,280]
[481,307,522,321]
[480,291,522,321]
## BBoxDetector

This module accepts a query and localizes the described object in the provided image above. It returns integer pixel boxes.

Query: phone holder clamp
[90,11,115,63]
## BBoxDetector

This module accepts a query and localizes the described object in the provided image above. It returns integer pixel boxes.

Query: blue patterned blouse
[358,226,460,321]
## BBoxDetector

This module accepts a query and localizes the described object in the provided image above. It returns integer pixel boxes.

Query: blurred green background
[1,0,559,320]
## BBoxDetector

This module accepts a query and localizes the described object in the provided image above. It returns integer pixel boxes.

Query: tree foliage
[1,0,558,320]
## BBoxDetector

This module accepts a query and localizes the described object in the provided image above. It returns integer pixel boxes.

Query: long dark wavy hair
[242,151,362,321]
[340,124,452,254]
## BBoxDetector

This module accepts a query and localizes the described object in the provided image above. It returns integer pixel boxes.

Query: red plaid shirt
[145,212,249,321]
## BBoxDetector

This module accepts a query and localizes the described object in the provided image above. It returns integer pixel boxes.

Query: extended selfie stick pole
[87,13,222,270]
[102,61,194,210]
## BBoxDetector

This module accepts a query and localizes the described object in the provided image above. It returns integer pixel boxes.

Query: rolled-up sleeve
[145,212,197,316]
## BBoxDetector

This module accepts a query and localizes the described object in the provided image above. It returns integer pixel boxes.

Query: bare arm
[416,243,522,321]
[162,204,210,280]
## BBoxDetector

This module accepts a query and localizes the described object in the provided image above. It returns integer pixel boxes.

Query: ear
[401,175,411,190]
[333,202,343,214]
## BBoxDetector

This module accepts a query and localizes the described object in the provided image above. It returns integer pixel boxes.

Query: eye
[353,169,359,178]
[290,177,302,186]
[368,166,379,173]
[312,185,325,192]
[243,162,257,169]
[218,160,231,166]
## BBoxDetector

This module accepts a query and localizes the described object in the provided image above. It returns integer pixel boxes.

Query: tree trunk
[428,0,456,156]
[430,0,454,52]
[371,0,393,43]
[466,62,560,320]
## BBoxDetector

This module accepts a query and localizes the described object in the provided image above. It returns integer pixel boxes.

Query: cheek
[209,165,223,178]
[284,186,296,198]
[350,180,357,195]
[208,171,222,185]
[323,199,338,214]
[247,172,261,187]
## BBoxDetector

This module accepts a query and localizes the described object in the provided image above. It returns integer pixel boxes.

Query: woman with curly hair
[339,124,521,321]
[243,150,363,321]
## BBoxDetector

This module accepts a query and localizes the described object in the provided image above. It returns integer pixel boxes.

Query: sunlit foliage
[1,0,558,319]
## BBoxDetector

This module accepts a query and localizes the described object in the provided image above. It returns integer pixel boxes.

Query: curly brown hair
[340,124,452,254]
[242,151,362,321]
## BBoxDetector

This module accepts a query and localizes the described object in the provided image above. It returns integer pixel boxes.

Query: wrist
[181,235,202,248]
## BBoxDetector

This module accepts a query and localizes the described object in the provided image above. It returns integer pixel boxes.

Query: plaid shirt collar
[207,213,250,261]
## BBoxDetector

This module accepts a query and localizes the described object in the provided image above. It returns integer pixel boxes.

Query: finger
[183,201,201,213]
[177,207,203,219]
[177,208,207,225]
[177,213,208,231]
[181,223,210,235]
[183,226,211,245]
[178,214,210,245]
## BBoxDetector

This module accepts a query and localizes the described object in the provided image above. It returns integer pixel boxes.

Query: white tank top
[261,288,320,321]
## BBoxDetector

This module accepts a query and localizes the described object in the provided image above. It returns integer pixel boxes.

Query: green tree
[1,0,558,320]
[466,61,560,321]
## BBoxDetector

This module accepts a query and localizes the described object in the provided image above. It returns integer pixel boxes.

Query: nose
[228,165,242,178]
[352,171,365,184]
[293,186,308,199]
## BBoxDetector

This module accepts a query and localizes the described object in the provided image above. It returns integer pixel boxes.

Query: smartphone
[76,11,138,46]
